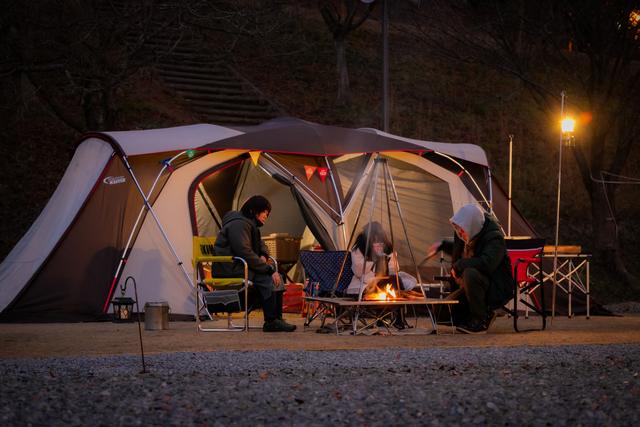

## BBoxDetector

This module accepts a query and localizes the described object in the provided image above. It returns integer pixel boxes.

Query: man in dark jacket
[212,195,296,332]
[430,204,512,334]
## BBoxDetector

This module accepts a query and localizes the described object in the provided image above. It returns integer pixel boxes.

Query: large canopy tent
[0,117,537,322]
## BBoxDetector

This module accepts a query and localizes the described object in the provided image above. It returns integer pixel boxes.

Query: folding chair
[193,236,250,332]
[299,250,353,329]
[505,237,546,332]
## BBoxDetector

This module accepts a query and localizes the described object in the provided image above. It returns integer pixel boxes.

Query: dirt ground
[1,312,639,358]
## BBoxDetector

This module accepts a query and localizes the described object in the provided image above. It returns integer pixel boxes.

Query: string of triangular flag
[304,165,328,182]
[248,151,328,183]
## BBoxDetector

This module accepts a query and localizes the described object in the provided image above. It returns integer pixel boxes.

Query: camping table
[304,296,458,336]
[540,246,591,318]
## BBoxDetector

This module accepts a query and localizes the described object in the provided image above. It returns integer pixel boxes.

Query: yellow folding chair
[193,236,250,332]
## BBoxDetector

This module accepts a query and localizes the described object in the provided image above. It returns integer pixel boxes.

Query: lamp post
[361,0,389,131]
[551,91,576,321]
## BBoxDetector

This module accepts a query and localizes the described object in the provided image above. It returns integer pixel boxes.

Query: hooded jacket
[441,211,513,309]
[212,211,274,280]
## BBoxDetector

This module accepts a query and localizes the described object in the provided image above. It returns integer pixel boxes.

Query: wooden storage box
[262,233,302,263]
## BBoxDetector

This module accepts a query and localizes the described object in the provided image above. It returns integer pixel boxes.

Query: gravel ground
[2,344,639,426]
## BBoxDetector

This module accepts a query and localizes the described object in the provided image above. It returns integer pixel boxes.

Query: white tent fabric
[360,128,489,166]
[194,184,219,237]
[0,139,113,312]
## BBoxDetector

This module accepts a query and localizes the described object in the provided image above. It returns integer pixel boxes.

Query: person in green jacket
[213,195,296,332]
[429,204,512,334]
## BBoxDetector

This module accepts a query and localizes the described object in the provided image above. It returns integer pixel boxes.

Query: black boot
[263,318,296,332]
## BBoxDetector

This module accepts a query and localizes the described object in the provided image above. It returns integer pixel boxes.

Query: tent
[0,117,535,322]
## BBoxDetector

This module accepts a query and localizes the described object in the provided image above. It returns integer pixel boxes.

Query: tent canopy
[0,117,538,322]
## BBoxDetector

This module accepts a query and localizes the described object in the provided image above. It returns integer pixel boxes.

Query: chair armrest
[194,255,234,264]
[194,257,249,289]
[268,255,278,274]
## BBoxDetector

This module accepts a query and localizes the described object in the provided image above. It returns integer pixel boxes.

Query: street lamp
[561,118,576,146]
[551,91,576,321]
[361,0,389,131]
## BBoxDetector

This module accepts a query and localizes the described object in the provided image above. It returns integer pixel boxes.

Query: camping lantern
[111,282,136,322]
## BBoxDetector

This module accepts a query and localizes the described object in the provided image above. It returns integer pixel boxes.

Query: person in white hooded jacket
[428,204,512,334]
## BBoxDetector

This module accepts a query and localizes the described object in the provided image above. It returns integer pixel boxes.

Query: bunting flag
[249,151,261,166]
[304,165,317,181]
[317,166,328,183]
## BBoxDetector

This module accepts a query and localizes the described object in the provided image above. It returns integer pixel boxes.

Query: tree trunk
[335,36,350,105]
[83,91,106,131]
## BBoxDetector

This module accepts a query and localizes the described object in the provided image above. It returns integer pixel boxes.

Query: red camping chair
[505,238,546,332]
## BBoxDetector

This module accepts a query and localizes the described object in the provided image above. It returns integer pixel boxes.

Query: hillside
[1,1,638,303]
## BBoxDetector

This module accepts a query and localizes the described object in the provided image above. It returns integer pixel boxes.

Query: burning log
[362,280,424,301]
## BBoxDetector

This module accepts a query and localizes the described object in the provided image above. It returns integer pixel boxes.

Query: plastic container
[144,301,170,330]
[283,283,305,313]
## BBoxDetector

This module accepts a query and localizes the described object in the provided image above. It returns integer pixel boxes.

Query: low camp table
[304,296,458,336]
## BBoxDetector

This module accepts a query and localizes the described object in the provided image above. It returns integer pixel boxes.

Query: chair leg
[513,280,520,333]
[539,262,546,331]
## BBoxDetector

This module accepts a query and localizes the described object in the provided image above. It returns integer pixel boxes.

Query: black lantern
[111,281,136,322]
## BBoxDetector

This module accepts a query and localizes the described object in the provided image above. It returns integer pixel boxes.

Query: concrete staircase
[115,3,284,126]
[155,56,284,126]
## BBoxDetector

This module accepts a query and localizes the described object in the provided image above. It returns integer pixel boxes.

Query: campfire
[364,283,397,301]
[362,279,425,301]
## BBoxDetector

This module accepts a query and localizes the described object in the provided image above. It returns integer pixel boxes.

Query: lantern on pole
[551,91,577,321]
[111,281,136,322]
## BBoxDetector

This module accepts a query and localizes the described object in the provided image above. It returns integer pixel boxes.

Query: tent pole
[488,167,495,217]
[429,151,504,233]
[382,159,422,285]
[121,155,195,290]
[325,156,347,249]
[345,156,376,249]
[357,156,383,303]
[328,155,377,297]
[382,158,438,331]
[431,151,492,209]
[382,160,402,291]
[262,153,342,219]
[105,151,185,312]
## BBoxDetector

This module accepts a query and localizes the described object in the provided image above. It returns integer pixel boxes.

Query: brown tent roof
[201,117,427,155]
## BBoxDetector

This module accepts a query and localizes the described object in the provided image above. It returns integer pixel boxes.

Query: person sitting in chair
[345,221,417,298]
[212,195,296,332]
[428,204,512,334]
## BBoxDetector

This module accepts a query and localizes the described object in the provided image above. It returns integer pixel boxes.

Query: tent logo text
[103,176,126,185]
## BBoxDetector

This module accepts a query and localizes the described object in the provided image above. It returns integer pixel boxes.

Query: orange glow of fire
[364,284,397,301]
